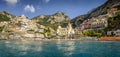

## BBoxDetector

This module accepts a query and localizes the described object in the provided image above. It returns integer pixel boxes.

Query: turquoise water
[0,40,120,57]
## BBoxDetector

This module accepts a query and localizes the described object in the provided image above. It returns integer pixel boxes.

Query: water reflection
[4,41,43,55]
[0,41,120,57]
[57,41,75,56]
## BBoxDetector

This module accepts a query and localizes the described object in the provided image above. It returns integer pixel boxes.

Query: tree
[0,14,10,22]
[0,26,4,32]
[83,30,102,37]
[107,10,120,31]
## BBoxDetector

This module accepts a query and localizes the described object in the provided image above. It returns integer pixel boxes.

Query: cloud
[43,0,50,3]
[24,5,35,13]
[4,0,19,6]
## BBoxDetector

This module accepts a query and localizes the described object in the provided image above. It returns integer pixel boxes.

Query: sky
[0,0,107,19]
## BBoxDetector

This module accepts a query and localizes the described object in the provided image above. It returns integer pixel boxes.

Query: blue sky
[0,0,107,19]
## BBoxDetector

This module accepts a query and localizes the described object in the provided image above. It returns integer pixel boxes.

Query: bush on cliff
[83,30,102,37]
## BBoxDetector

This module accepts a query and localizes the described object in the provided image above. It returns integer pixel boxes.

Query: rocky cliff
[0,11,15,22]
[32,12,70,30]
[71,0,120,27]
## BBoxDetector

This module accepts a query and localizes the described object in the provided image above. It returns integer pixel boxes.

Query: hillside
[32,12,70,30]
[71,0,120,27]
[0,11,15,22]
[107,10,120,31]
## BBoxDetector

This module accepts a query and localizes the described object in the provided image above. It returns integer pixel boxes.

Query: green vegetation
[59,20,69,27]
[102,9,108,14]
[107,10,120,31]
[27,29,34,32]
[37,17,57,30]
[83,30,102,37]
[45,28,51,37]
[0,14,10,22]
[42,28,51,38]
[37,17,49,26]
[5,30,12,32]
[37,17,69,31]
[0,26,4,32]
[114,5,120,10]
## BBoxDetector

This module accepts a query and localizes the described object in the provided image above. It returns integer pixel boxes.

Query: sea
[0,40,120,57]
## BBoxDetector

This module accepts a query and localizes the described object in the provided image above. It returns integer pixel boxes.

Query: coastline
[1,37,120,42]
[99,37,120,41]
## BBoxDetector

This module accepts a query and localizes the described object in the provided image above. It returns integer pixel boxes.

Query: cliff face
[0,11,15,19]
[32,12,70,30]
[86,0,120,18]
[0,11,15,22]
[71,0,120,27]
[32,12,70,24]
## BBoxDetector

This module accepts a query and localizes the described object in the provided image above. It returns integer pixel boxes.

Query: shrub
[0,14,10,22]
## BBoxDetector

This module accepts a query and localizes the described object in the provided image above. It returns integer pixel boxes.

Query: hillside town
[76,8,119,36]
[0,12,76,40]
[1,0,120,57]
[0,7,120,41]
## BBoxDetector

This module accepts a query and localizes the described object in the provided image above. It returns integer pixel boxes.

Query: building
[0,22,7,27]
[114,30,120,36]
[107,8,118,17]
[107,31,113,36]
[80,15,108,31]
[81,19,91,30]
[108,8,118,14]
[107,30,120,36]
[91,18,108,30]
[12,15,38,31]
[57,23,75,37]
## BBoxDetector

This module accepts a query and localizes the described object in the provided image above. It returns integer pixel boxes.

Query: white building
[13,15,38,31]
[57,23,75,36]
[114,30,120,36]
